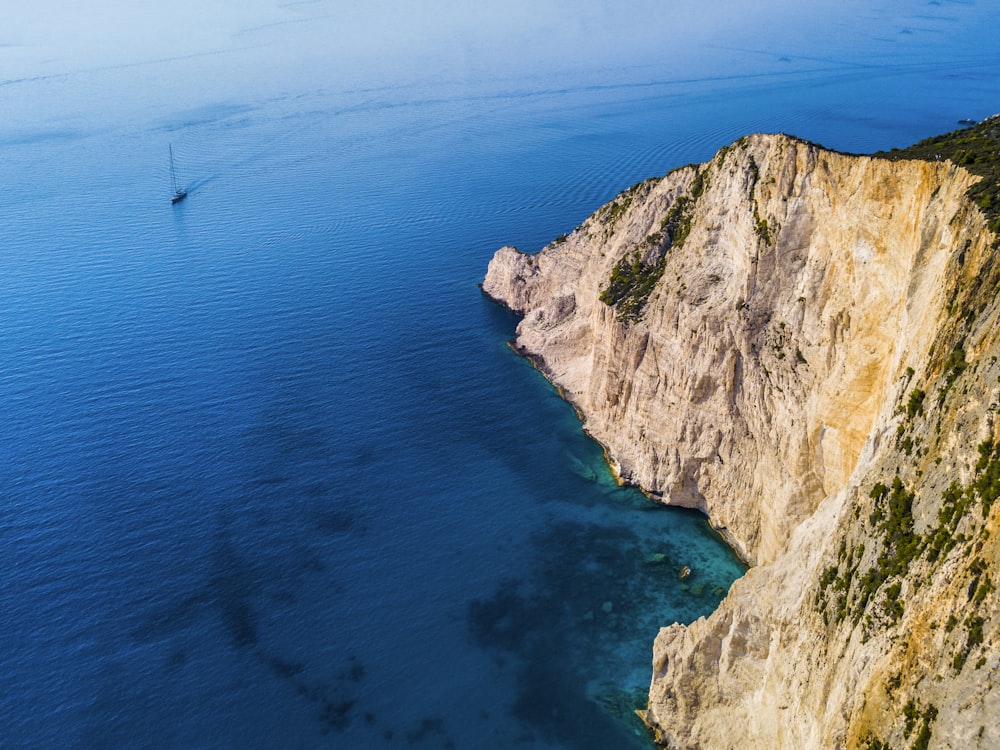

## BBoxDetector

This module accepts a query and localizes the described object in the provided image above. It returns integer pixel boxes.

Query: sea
[2,3,999,748]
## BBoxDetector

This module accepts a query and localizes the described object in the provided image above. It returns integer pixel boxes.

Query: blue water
[2,4,1000,748]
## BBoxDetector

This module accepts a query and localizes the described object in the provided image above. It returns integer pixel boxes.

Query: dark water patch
[213,574,259,647]
[269,656,305,679]
[129,591,214,644]
[313,504,362,535]
[119,506,383,738]
[468,577,530,654]
[340,656,365,682]
[510,644,649,750]
[320,698,357,734]
[468,512,741,747]
[210,529,261,649]
[405,716,453,747]
[270,653,374,736]
[129,515,329,655]
[467,522,641,737]
[254,475,290,486]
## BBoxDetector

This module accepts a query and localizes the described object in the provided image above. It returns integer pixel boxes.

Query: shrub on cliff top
[877,118,1000,239]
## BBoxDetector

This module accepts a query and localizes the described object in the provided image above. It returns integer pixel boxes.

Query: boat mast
[169,144,179,194]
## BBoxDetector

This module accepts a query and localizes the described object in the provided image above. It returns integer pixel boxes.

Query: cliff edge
[483,122,1000,748]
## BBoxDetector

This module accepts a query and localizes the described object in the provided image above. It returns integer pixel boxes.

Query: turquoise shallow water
[2,5,1000,748]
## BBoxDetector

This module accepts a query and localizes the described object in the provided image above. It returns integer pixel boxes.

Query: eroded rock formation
[484,130,1000,748]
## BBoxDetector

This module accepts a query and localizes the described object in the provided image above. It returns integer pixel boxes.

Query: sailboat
[169,144,188,204]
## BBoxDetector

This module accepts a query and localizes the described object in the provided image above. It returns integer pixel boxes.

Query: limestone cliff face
[483,133,1000,748]
[485,134,974,568]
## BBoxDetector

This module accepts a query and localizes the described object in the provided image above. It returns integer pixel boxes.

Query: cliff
[483,121,1000,748]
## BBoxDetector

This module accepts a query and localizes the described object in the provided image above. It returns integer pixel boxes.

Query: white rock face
[486,135,970,567]
[484,134,1000,748]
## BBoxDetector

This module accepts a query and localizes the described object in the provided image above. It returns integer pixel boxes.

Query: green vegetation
[814,534,866,626]
[899,435,914,456]
[598,177,659,233]
[854,478,921,623]
[921,339,969,417]
[905,389,926,420]
[661,195,696,249]
[941,342,967,390]
[925,481,970,562]
[973,574,994,605]
[661,168,708,250]
[863,699,939,750]
[753,209,772,244]
[952,613,985,673]
[715,143,732,166]
[973,438,1000,515]
[599,168,706,323]
[925,439,1000,567]
[904,700,939,750]
[895,383,926,455]
[599,250,667,323]
[817,432,1000,627]
[746,155,775,246]
[602,191,635,230]
[877,117,1000,239]
[816,380,1000,629]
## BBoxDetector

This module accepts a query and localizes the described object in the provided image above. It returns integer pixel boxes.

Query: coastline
[484,286,753,568]
[480,120,1000,747]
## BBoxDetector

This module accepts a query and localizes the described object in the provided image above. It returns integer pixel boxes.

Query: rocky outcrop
[484,131,1000,748]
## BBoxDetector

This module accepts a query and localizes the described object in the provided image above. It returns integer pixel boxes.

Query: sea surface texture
[2,2,999,748]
